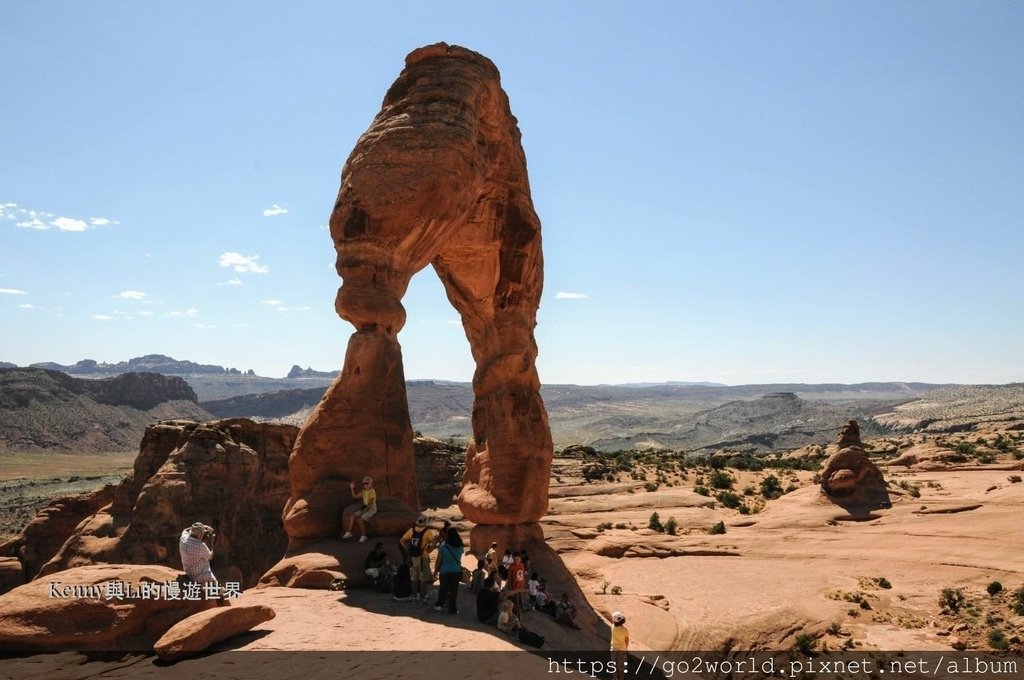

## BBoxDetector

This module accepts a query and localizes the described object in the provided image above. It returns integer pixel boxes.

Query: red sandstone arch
[282,44,552,546]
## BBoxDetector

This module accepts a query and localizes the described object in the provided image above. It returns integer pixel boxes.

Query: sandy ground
[2,445,1023,679]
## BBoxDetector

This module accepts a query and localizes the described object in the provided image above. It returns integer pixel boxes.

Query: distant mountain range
[0,368,209,452]
[26,354,253,376]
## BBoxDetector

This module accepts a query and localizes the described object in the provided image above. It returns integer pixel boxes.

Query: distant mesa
[0,361,16,370]
[285,365,336,379]
[0,367,207,452]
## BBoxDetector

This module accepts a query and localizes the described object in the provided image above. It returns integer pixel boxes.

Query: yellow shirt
[361,487,376,507]
[611,625,629,650]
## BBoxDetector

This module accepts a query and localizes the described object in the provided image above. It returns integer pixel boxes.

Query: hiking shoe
[342,532,353,539]
[358,535,367,543]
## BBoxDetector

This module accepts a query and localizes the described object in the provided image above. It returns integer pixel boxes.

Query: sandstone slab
[154,604,275,662]
[0,564,215,651]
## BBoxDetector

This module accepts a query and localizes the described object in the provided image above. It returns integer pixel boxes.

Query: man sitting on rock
[179,522,216,584]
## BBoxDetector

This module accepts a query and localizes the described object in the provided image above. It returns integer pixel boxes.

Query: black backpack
[392,563,412,598]
[408,527,427,557]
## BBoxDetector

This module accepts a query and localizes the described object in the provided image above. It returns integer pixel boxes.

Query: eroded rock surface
[37,419,296,587]
[154,604,276,662]
[820,446,890,509]
[283,42,552,543]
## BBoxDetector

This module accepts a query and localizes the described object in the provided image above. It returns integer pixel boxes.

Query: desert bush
[648,512,663,532]
[716,491,742,509]
[785,483,798,493]
[644,481,659,492]
[792,633,816,655]
[600,580,610,594]
[707,521,726,535]
[760,475,783,499]
[694,484,710,496]
[1008,475,1022,484]
[665,516,678,535]
[987,581,1003,596]
[939,587,965,613]
[709,469,733,490]
[988,628,1009,650]
[610,585,622,595]
[827,622,842,635]
[955,440,977,455]
[596,522,613,532]
[976,453,995,464]
[614,523,628,530]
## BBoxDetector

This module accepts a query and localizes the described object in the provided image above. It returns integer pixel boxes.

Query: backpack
[408,527,427,557]
[518,627,545,648]
[392,563,412,598]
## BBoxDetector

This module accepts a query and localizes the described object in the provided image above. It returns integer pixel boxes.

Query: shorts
[409,557,433,583]
[355,504,377,521]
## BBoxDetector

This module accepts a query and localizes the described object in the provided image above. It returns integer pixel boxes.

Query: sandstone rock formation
[820,445,890,509]
[283,42,552,543]
[0,564,215,651]
[0,557,23,595]
[1,484,115,581]
[154,603,276,662]
[36,419,296,587]
[836,419,862,448]
[259,537,405,589]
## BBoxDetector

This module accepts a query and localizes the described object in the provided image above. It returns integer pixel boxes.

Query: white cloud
[275,307,289,312]
[0,288,27,295]
[145,253,154,258]
[193,323,217,329]
[294,306,312,311]
[118,290,147,300]
[262,204,288,217]
[138,310,154,316]
[227,279,243,286]
[51,216,88,232]
[16,219,48,230]
[219,252,269,274]
[91,314,112,320]
[555,292,588,299]
[186,308,199,317]
[167,311,184,317]
[261,299,283,306]
[18,303,34,309]
[90,217,117,226]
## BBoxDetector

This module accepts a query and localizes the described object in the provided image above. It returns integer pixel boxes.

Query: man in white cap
[400,513,436,601]
[342,475,377,543]
[610,610,629,680]
[179,522,216,584]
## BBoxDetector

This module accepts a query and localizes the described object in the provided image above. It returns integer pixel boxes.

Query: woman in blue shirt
[433,527,464,614]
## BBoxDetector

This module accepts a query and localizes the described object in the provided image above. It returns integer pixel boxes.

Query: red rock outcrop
[820,446,890,509]
[154,603,276,662]
[836,419,862,449]
[37,419,296,588]
[0,564,215,651]
[283,42,552,544]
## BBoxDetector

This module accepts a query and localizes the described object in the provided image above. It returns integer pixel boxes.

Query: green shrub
[694,485,710,496]
[760,475,783,499]
[827,622,842,635]
[596,522,613,532]
[610,585,622,595]
[707,521,726,535]
[716,491,742,509]
[987,581,1003,596]
[648,512,663,532]
[793,633,816,655]
[955,441,977,455]
[710,469,733,490]
[988,628,1009,650]
[940,587,965,613]
[665,516,678,536]
[614,523,628,530]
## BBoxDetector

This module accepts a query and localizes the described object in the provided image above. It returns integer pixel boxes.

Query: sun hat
[612,611,625,623]
[362,476,373,484]
[416,513,428,525]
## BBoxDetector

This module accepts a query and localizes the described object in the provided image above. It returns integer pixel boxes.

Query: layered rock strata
[284,42,552,543]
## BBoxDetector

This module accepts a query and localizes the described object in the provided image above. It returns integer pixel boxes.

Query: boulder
[0,564,215,651]
[37,418,296,588]
[154,604,275,662]
[258,537,405,589]
[283,42,553,544]
[820,446,890,509]
[0,557,24,595]
[836,419,862,449]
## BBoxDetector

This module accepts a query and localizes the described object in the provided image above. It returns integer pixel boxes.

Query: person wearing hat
[610,611,629,680]
[342,475,377,543]
[179,522,217,584]
[400,513,437,601]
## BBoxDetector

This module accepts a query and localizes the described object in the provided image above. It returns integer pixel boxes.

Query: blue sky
[2,2,1022,384]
